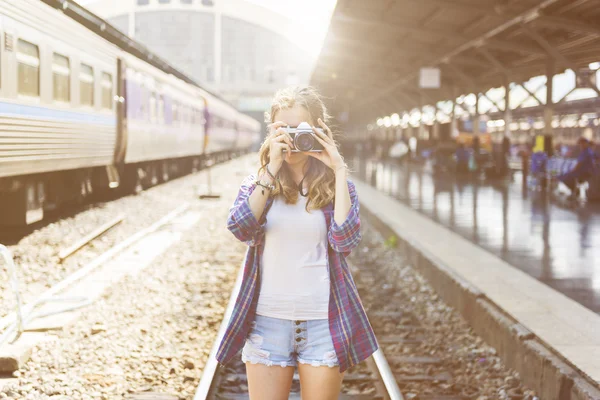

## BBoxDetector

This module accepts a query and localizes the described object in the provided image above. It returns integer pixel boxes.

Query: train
[0,0,261,227]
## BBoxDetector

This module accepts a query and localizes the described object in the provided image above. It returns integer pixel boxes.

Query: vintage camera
[284,122,324,152]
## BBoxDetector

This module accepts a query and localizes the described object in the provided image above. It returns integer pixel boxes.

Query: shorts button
[296,337,302,342]
[295,321,301,325]
[295,329,301,333]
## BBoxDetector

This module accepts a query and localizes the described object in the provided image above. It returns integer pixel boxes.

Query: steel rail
[58,215,125,262]
[193,258,245,400]
[0,204,190,345]
[193,257,405,400]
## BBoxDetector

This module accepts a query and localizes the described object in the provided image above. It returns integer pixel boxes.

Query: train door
[202,97,209,154]
[114,57,128,165]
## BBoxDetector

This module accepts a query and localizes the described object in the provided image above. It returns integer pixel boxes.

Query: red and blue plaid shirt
[216,174,378,373]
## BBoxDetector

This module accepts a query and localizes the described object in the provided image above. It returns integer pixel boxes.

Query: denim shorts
[241,314,339,368]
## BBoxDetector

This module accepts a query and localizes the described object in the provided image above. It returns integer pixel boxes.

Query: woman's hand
[307,118,345,172]
[267,121,293,175]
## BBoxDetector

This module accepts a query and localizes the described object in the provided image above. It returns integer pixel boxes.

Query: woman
[216,86,378,400]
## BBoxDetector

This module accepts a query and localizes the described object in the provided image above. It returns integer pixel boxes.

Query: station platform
[351,157,600,315]
[352,166,600,394]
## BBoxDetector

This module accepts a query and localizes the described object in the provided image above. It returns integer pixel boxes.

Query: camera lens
[294,132,314,152]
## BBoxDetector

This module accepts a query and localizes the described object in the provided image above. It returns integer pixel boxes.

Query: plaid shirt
[215,174,378,373]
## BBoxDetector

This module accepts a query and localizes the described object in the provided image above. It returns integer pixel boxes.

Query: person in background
[455,141,470,174]
[471,135,480,171]
[501,135,511,174]
[557,137,595,199]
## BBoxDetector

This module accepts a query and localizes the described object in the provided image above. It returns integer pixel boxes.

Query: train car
[0,0,260,227]
[0,0,121,226]
[200,90,238,155]
[235,112,261,151]
[119,53,207,188]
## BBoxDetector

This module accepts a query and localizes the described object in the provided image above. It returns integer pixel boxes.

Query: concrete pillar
[451,89,457,138]
[504,78,512,138]
[544,60,555,136]
[128,6,136,38]
[214,4,223,88]
[473,92,481,136]
[418,92,425,139]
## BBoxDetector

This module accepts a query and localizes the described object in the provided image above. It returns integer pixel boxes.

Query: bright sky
[78,0,337,56]
[245,0,337,56]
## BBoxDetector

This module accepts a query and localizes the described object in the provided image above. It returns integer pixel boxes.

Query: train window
[101,72,113,109]
[17,39,40,97]
[202,0,214,6]
[52,53,70,103]
[149,92,157,123]
[206,66,214,83]
[158,0,171,3]
[140,85,147,118]
[137,0,149,5]
[173,102,178,123]
[181,0,193,3]
[80,64,94,107]
[266,67,275,84]
[158,96,165,124]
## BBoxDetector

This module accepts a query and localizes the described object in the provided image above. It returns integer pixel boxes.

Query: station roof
[310,0,600,125]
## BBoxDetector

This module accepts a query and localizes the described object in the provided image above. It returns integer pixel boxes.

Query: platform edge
[359,204,600,400]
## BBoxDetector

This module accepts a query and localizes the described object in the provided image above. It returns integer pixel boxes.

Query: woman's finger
[274,128,293,143]
[272,129,286,138]
[317,118,333,140]
[268,121,288,135]
[312,131,332,151]
[271,131,292,149]
[268,121,287,130]
[278,129,293,147]
[312,127,334,146]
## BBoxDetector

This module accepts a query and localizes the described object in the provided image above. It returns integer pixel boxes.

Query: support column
[128,5,136,39]
[544,60,555,137]
[473,92,481,136]
[214,4,223,88]
[504,77,512,138]
[451,87,457,138]
[433,111,440,141]
[418,92,426,139]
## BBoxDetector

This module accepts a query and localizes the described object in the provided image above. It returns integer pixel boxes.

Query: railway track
[192,262,403,400]
[194,260,466,400]
[194,222,532,400]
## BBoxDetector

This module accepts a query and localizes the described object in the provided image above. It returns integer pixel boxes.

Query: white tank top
[256,195,330,320]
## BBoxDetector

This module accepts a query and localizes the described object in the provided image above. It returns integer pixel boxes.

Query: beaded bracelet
[254,179,275,195]
[265,164,278,181]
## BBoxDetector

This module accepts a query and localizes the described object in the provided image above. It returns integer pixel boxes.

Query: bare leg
[245,362,295,400]
[297,364,345,400]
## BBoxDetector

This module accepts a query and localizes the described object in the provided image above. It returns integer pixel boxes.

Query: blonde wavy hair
[259,86,337,211]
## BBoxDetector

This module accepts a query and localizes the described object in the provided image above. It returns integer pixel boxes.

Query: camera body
[284,122,324,152]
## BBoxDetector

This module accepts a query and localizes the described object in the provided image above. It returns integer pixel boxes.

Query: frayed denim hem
[241,354,295,368]
[297,357,339,368]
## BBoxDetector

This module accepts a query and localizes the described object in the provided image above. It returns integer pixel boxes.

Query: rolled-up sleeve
[328,180,362,255]
[226,174,266,247]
